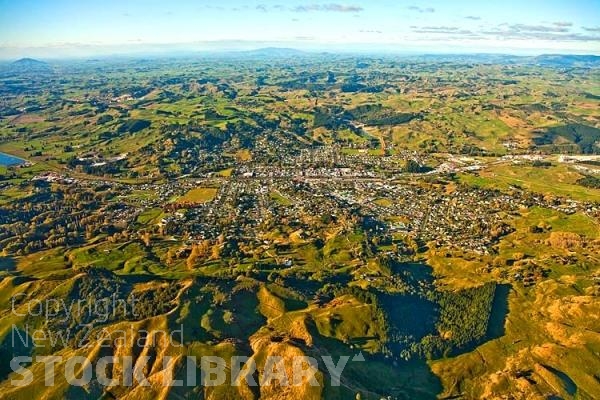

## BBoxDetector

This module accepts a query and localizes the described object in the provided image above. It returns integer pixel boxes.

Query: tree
[141,231,151,247]
[187,244,201,269]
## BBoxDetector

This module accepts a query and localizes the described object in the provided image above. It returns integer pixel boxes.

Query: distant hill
[11,57,48,67]
[531,54,600,67]
[222,47,308,59]
[245,47,306,55]
[210,49,600,65]
[414,53,600,67]
[417,53,523,64]
[6,57,52,74]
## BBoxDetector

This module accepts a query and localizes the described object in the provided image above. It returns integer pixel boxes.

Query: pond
[0,152,26,166]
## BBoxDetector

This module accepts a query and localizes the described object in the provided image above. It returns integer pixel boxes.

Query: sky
[0,0,599,59]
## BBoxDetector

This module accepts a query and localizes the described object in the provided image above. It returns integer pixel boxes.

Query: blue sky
[0,0,599,58]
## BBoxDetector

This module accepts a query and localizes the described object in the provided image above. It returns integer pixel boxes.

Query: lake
[0,152,26,166]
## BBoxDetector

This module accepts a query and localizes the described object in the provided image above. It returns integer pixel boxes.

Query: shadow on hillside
[0,257,16,272]
[486,283,511,339]
[282,262,511,399]
[0,327,34,383]
[377,262,512,373]
[303,317,443,400]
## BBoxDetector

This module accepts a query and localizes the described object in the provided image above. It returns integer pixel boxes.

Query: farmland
[0,52,599,399]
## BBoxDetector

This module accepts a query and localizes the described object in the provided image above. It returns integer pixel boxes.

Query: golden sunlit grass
[177,187,218,203]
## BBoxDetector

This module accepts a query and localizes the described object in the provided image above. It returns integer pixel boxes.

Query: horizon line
[1,42,600,61]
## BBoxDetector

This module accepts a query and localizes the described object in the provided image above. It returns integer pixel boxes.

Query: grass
[1,57,599,400]
[68,241,165,274]
[176,187,218,204]
[310,294,386,353]
[518,206,599,238]
[459,163,600,202]
[137,208,163,224]
[431,271,600,399]
[373,198,393,207]
[14,248,73,279]
[336,129,369,144]
[0,185,31,205]
[270,190,293,206]
[216,168,233,177]
[340,148,361,155]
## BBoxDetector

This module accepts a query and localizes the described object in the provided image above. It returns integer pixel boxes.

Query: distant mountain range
[3,51,599,69]
[206,47,309,59]
[217,49,600,67]
[241,47,307,56]
[410,53,600,67]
